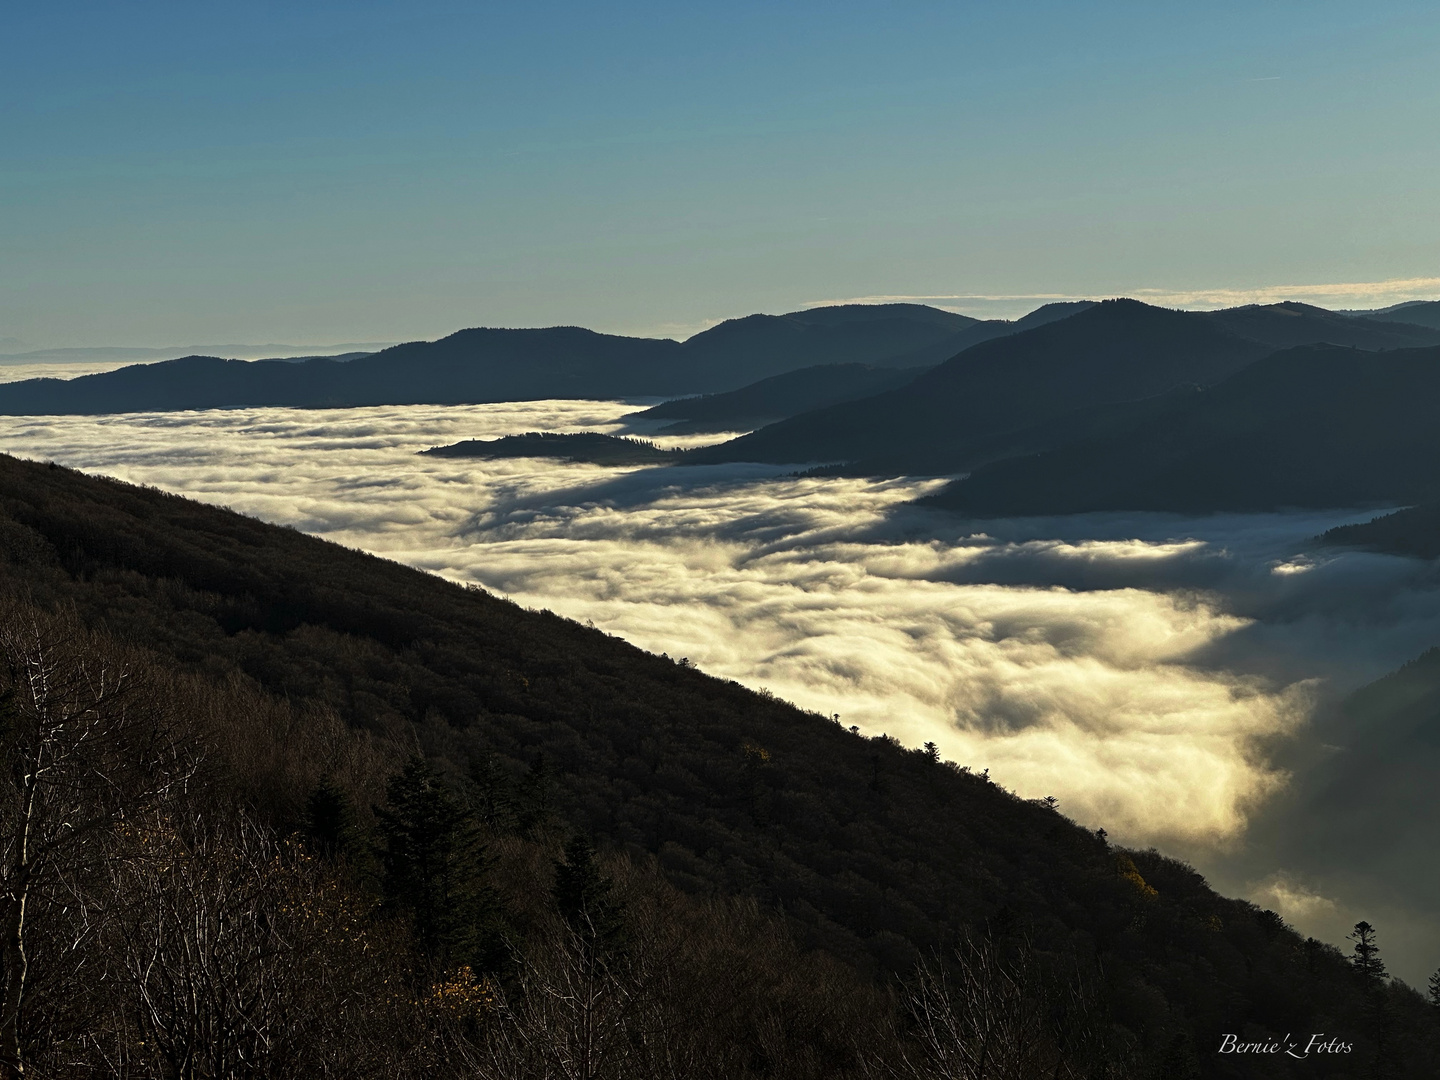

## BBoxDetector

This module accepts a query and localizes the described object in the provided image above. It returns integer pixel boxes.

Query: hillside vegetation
[0,454,1434,1075]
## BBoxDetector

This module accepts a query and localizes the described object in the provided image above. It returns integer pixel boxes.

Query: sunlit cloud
[1250,872,1341,925]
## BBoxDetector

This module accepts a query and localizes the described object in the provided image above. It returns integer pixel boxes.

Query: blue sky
[4,1,1439,347]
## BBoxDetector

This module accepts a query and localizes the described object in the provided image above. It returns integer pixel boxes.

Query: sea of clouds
[4,399,1438,977]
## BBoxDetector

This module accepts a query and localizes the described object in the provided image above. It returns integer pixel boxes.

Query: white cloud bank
[2,403,1438,856]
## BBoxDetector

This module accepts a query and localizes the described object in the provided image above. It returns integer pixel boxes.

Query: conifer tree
[1428,968,1440,1008]
[552,835,627,956]
[468,749,515,834]
[375,755,507,973]
[1349,921,1387,982]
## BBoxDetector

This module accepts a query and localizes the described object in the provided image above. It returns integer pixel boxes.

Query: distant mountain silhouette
[673,304,974,386]
[1204,302,1440,349]
[926,343,1440,515]
[0,304,975,415]
[1342,300,1440,331]
[687,299,1270,474]
[422,431,679,466]
[625,363,927,435]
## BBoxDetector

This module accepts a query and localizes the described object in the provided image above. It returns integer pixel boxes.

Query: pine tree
[376,755,506,973]
[1428,968,1440,1008]
[552,835,627,956]
[1349,921,1387,982]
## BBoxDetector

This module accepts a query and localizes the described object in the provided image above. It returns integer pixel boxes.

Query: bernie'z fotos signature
[1218,1033,1353,1059]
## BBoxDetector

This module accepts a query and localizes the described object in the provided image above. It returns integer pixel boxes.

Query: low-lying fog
[4,399,1438,981]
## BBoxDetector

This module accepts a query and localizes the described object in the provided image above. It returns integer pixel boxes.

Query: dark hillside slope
[0,454,1433,1074]
[928,344,1440,515]
[689,299,1269,473]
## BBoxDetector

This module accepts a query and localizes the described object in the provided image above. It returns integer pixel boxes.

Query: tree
[0,609,190,1079]
[1429,968,1440,1008]
[468,750,516,834]
[1349,921,1387,982]
[100,812,423,1079]
[893,933,1126,1080]
[553,836,627,957]
[375,755,506,974]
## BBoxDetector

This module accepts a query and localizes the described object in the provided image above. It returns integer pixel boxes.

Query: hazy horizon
[5,284,1440,359]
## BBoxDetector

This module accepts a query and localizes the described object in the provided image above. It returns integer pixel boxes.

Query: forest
[0,453,1435,1077]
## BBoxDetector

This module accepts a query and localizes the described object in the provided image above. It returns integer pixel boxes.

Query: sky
[4,402,1440,980]
[5,1,1440,348]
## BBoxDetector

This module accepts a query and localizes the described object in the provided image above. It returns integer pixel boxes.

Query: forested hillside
[0,454,1434,1076]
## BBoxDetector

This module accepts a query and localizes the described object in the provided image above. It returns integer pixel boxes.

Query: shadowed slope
[928,343,1440,515]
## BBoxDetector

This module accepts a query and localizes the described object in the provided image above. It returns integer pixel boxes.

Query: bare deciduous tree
[0,607,191,1079]
[890,934,1122,1080]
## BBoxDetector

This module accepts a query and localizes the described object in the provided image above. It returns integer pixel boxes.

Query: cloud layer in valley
[5,400,1440,978]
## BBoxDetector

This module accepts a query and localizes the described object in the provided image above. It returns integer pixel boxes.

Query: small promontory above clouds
[0,304,976,415]
[421,431,680,466]
[925,343,1440,515]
